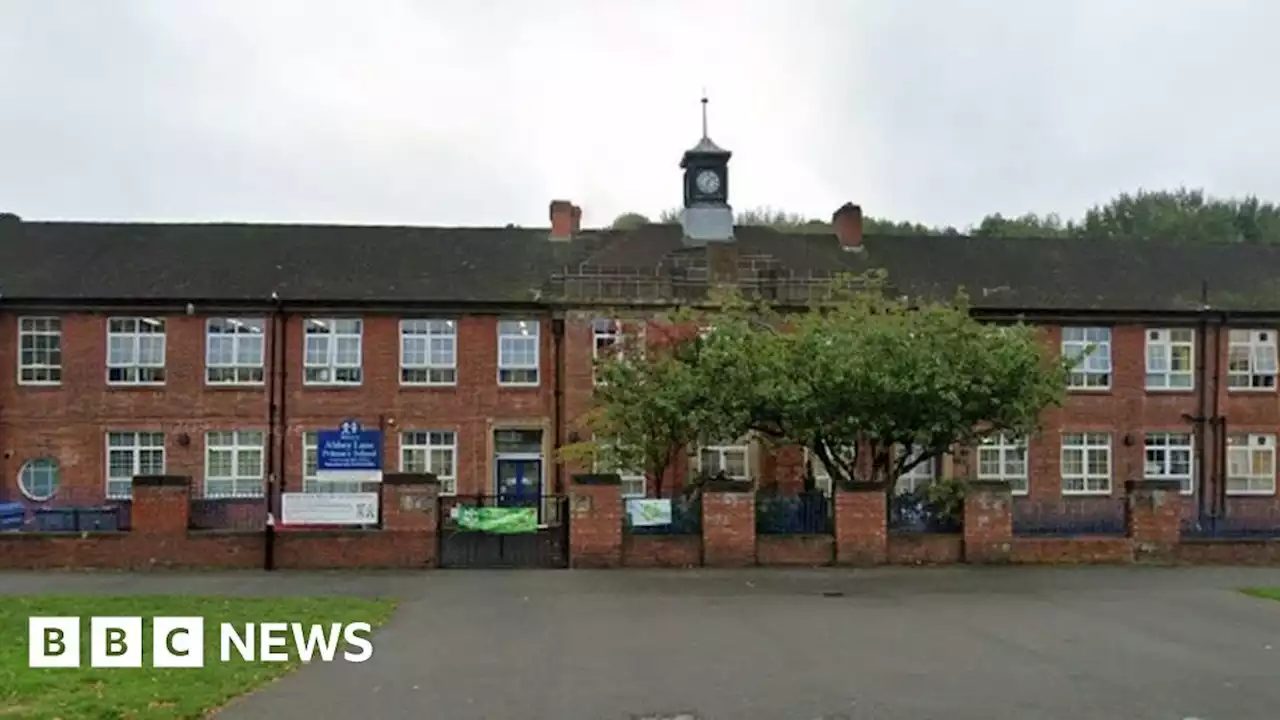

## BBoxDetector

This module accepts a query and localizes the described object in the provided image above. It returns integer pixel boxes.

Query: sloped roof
[1,219,1278,312]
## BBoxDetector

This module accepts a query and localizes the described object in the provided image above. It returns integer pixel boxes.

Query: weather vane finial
[700,89,709,138]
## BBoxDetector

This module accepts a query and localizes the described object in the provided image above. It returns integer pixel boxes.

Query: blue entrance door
[496,458,541,507]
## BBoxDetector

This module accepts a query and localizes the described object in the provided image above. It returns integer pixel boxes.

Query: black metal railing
[0,487,131,532]
[755,491,831,535]
[1182,502,1280,539]
[888,491,961,534]
[1013,498,1128,537]
[189,495,269,531]
[624,495,702,535]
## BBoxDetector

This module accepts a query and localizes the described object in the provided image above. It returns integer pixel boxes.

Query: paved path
[7,567,1280,719]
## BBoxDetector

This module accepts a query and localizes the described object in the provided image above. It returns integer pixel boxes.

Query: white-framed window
[978,434,1028,495]
[497,319,539,386]
[400,431,457,495]
[895,446,936,495]
[401,319,457,385]
[206,317,266,385]
[1227,329,1278,391]
[1062,326,1111,390]
[304,318,362,385]
[1144,432,1194,495]
[1227,433,1276,496]
[204,430,265,498]
[18,458,60,501]
[302,431,366,494]
[806,447,854,496]
[1145,328,1195,390]
[107,317,166,385]
[592,318,622,385]
[1060,432,1111,495]
[593,438,646,498]
[697,440,750,482]
[18,316,62,385]
[106,431,165,499]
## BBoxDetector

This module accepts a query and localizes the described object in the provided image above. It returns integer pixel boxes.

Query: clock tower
[679,95,733,246]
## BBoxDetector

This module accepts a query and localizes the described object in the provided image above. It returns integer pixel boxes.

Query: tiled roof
[2,219,1278,312]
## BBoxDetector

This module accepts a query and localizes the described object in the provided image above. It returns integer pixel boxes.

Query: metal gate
[438,495,569,568]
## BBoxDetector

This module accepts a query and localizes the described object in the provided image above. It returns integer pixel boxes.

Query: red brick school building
[1,130,1279,569]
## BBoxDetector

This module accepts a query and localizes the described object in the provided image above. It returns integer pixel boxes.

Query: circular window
[19,458,60,501]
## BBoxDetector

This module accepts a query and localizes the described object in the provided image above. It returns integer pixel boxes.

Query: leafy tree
[971,212,1073,239]
[610,212,651,230]
[559,324,735,496]
[701,277,1067,489]
[653,205,955,235]
[570,275,1070,493]
[1079,188,1280,244]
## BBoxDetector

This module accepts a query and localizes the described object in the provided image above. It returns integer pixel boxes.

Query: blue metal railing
[1013,498,1128,537]
[755,491,831,535]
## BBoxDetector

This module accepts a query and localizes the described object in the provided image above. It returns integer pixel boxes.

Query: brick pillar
[963,480,1013,563]
[701,480,756,567]
[569,474,623,568]
[1126,479,1183,562]
[131,475,191,535]
[834,487,887,566]
[380,473,440,566]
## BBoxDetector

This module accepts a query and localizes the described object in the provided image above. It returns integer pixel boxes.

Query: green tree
[690,275,1069,490]
[655,205,954,235]
[1079,188,1280,244]
[610,212,651,230]
[559,324,735,496]
[971,212,1073,238]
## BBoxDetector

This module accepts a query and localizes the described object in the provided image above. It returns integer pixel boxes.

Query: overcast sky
[2,0,1278,229]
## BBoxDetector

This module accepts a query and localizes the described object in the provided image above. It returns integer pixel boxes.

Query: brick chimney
[549,200,582,242]
[832,202,863,251]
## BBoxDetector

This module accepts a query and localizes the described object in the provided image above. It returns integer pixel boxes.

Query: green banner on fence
[454,507,538,534]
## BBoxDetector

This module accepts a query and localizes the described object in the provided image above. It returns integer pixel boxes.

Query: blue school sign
[317,419,383,474]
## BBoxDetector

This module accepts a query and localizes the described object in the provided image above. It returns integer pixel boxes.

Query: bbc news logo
[28,617,374,668]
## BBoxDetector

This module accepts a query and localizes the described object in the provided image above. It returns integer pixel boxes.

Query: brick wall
[756,535,833,566]
[1010,537,1133,564]
[834,488,887,565]
[963,480,1014,563]
[0,474,439,570]
[569,474,623,568]
[887,533,963,565]
[701,481,756,567]
[622,535,702,568]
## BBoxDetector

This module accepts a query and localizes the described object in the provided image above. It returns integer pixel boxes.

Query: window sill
[399,383,459,390]
[1145,388,1196,394]
[1225,490,1277,497]
[302,383,364,390]
[498,383,542,390]
[1226,387,1278,394]
[105,383,166,390]
[16,382,62,390]
[1066,387,1112,394]
[1059,490,1114,497]
[205,383,267,391]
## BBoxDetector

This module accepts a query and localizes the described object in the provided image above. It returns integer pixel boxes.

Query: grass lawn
[1242,587,1280,602]
[0,595,397,720]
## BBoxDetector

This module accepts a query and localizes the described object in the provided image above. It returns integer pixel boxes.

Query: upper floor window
[18,316,61,385]
[1145,328,1194,390]
[400,431,458,496]
[592,319,622,385]
[497,320,539,386]
[204,430,265,499]
[107,317,166,385]
[401,319,457,386]
[978,434,1028,495]
[1061,432,1111,495]
[895,446,936,495]
[1144,432,1193,495]
[1227,329,1278,391]
[206,318,266,385]
[106,431,165,499]
[1062,327,1111,390]
[1227,433,1276,496]
[304,318,362,385]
